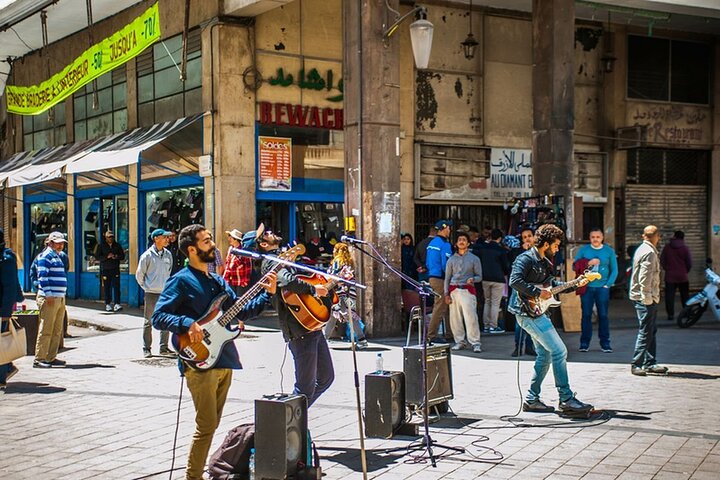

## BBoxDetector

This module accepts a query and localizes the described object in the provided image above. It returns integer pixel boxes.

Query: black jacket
[508,247,569,317]
[475,242,510,283]
[95,241,125,272]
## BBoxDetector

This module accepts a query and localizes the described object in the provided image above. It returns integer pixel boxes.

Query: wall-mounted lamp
[383,5,434,69]
[601,12,616,73]
[461,0,479,59]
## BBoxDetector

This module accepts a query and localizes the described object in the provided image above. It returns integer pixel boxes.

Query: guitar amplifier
[364,371,405,438]
[403,344,453,407]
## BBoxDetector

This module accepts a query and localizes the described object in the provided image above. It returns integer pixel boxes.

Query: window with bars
[137,29,202,127]
[627,35,711,105]
[73,67,128,141]
[23,103,66,150]
[626,148,709,185]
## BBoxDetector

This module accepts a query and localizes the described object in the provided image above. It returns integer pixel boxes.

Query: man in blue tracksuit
[573,228,618,353]
[152,224,276,480]
[426,219,454,342]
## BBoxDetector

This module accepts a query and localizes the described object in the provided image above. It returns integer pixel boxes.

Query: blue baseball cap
[241,223,265,249]
[434,219,453,230]
[150,228,170,239]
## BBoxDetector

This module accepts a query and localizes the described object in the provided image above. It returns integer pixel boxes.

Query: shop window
[257,126,344,182]
[627,36,710,104]
[137,29,202,127]
[29,201,67,262]
[73,67,128,141]
[145,187,204,245]
[23,103,66,150]
[81,195,129,273]
[626,148,709,185]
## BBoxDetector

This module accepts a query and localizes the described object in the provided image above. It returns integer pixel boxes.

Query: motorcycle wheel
[676,304,707,328]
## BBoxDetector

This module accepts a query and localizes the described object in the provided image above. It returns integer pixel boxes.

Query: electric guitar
[520,272,602,316]
[281,266,350,332]
[172,244,305,370]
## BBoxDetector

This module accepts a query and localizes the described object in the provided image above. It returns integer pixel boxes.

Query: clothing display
[145,188,204,237]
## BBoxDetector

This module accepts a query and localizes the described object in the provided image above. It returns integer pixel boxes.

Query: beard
[197,247,216,263]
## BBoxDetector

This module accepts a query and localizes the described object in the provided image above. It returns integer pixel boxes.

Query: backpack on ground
[207,423,255,480]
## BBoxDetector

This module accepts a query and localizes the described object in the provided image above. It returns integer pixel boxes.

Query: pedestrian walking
[95,230,125,312]
[136,229,173,358]
[426,220,454,343]
[444,232,483,353]
[476,228,510,334]
[400,233,417,290]
[1,227,24,388]
[660,230,692,322]
[629,225,669,376]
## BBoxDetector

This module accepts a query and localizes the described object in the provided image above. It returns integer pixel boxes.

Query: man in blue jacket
[1,227,25,389]
[426,219,454,343]
[508,224,592,415]
[152,224,276,480]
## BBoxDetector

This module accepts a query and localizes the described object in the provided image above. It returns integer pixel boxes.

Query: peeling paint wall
[574,26,602,148]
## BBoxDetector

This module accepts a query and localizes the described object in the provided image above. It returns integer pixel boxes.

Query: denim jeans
[632,301,658,368]
[516,313,574,402]
[288,330,335,407]
[514,323,534,349]
[580,287,611,349]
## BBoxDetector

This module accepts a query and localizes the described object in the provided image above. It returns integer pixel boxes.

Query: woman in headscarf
[401,233,417,290]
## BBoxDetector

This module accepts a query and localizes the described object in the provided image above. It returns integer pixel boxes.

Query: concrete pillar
[203,22,257,253]
[343,0,402,337]
[531,0,577,239]
[711,39,720,265]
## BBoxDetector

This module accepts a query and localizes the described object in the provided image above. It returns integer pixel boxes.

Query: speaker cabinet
[255,394,308,480]
[403,344,453,407]
[364,371,405,438]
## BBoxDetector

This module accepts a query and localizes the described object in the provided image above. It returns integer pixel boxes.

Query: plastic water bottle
[375,353,383,374]
[248,448,256,480]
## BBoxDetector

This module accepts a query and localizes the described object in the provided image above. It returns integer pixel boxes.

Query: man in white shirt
[136,229,173,358]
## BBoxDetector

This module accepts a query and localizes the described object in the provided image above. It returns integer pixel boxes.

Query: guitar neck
[218,260,287,327]
[548,276,584,296]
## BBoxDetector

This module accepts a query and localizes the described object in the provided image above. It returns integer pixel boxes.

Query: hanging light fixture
[461,0,478,60]
[600,11,617,73]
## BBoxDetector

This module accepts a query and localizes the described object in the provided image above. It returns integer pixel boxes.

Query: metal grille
[626,148,709,185]
[413,204,504,242]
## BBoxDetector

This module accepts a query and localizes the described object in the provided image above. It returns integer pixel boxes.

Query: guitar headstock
[583,272,602,282]
[279,244,306,261]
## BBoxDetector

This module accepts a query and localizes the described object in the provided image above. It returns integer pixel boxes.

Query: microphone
[229,247,262,259]
[340,235,368,245]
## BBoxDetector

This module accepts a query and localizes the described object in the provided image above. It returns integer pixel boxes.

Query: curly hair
[332,242,355,269]
[534,224,564,248]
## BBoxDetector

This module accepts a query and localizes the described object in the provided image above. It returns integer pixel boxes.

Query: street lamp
[383,6,434,69]
[461,0,479,60]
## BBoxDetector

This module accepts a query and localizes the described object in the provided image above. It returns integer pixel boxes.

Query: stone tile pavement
[1,298,719,479]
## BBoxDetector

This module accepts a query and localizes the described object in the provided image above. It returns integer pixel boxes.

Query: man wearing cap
[426,219,454,343]
[136,229,174,358]
[223,229,252,297]
[34,231,69,368]
[95,230,126,312]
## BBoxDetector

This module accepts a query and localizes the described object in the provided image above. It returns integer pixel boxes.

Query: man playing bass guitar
[151,225,277,480]
[508,224,593,416]
[255,227,335,408]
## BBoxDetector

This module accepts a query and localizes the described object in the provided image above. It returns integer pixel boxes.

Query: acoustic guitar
[172,244,305,370]
[520,272,602,316]
[281,266,351,332]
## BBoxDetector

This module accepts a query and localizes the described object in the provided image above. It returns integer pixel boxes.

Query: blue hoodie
[574,243,618,288]
[425,235,453,279]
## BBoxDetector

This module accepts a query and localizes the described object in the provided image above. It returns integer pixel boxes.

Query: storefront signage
[627,102,711,146]
[6,4,161,116]
[259,101,343,130]
[267,67,343,102]
[258,136,292,191]
[490,148,533,200]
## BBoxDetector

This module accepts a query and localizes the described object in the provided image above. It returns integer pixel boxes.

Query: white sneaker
[113,304,122,312]
[473,344,482,353]
[105,304,112,312]
[451,343,464,351]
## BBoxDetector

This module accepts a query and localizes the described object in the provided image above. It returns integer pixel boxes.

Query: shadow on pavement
[665,371,720,380]
[3,382,66,394]
[604,409,661,421]
[63,363,116,370]
[317,445,405,472]
[329,345,391,353]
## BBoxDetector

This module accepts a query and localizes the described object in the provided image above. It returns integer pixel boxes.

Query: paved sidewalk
[2,299,719,479]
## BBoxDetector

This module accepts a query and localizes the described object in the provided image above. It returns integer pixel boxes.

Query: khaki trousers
[35,295,66,362]
[427,277,452,341]
[184,368,232,480]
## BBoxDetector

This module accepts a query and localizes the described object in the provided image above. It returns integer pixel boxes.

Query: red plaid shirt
[223,248,251,287]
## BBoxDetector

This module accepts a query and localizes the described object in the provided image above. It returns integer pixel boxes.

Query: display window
[81,195,129,273]
[145,186,204,244]
[29,201,67,261]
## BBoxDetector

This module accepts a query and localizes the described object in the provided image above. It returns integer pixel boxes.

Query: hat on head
[502,235,520,249]
[241,223,265,249]
[48,231,67,243]
[434,219,453,230]
[105,230,115,237]
[225,229,243,241]
[150,228,170,239]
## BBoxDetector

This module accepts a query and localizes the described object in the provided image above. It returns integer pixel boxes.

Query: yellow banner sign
[6,3,161,116]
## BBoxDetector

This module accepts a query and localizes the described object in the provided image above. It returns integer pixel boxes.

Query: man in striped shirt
[34,231,69,368]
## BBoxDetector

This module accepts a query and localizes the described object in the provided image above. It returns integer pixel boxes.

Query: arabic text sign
[258,136,292,192]
[6,4,160,116]
[490,148,533,199]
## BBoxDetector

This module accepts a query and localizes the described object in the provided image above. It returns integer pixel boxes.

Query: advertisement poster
[490,148,533,200]
[258,136,292,191]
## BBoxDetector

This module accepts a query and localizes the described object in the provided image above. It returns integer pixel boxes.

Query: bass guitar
[172,244,305,370]
[520,272,602,316]
[281,266,351,332]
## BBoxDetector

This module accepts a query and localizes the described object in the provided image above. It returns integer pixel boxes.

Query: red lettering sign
[258,102,344,130]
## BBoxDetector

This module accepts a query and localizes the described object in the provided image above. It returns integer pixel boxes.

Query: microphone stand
[345,240,464,467]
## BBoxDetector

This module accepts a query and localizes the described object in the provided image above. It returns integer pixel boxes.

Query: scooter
[676,258,720,328]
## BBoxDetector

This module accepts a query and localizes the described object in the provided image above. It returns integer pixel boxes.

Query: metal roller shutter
[625,185,707,289]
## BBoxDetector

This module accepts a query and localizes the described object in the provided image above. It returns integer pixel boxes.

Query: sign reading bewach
[6,4,161,116]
